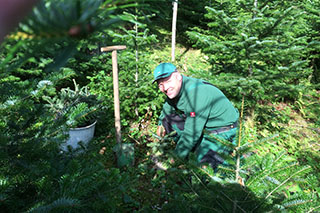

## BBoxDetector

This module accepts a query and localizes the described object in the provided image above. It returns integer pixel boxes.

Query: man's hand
[156,125,166,137]
[169,158,175,164]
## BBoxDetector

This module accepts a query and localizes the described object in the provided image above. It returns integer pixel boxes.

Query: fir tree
[187,0,314,106]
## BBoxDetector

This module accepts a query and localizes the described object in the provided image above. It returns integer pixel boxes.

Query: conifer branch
[251,165,312,212]
[259,6,295,39]
[191,169,208,190]
[307,205,320,213]
[264,166,311,200]
[246,151,285,187]
[236,133,279,154]
[219,191,247,213]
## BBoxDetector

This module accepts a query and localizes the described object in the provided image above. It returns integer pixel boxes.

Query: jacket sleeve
[158,101,175,126]
[174,87,213,159]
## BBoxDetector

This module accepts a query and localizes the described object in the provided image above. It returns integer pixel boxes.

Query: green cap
[153,63,176,83]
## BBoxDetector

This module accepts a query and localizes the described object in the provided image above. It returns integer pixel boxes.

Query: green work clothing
[158,75,239,162]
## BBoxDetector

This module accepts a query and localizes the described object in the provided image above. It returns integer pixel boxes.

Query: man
[154,62,239,169]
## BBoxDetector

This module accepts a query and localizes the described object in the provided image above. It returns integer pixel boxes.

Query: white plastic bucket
[62,121,97,151]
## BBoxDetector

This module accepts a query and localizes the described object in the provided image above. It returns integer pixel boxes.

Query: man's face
[157,72,182,99]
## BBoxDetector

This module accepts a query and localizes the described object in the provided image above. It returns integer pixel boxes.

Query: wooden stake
[171,0,178,62]
[100,45,126,145]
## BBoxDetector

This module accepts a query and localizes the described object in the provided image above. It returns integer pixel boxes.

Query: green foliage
[187,0,314,107]
[0,0,319,212]
[170,132,316,212]
[304,0,320,86]
[43,79,104,128]
[28,198,81,213]
[295,90,320,125]
[142,98,319,212]
[16,0,136,40]
[87,13,165,130]
[15,145,138,212]
[0,1,144,212]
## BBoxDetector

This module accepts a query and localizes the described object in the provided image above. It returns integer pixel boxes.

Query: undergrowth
[124,95,320,212]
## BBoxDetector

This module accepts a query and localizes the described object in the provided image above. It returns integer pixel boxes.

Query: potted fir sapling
[44,79,103,151]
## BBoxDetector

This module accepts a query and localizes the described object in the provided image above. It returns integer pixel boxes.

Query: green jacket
[158,75,239,161]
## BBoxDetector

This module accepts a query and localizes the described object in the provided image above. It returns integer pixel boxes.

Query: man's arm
[157,101,174,137]
[174,88,212,159]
